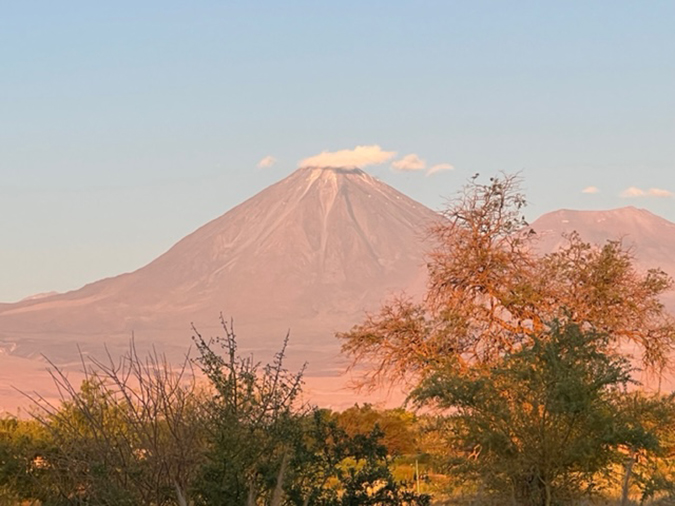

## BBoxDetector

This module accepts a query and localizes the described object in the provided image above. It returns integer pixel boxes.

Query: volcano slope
[0,167,440,409]
[530,206,675,312]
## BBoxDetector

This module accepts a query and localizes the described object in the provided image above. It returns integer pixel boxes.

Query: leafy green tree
[191,317,431,506]
[0,416,56,505]
[615,391,675,504]
[191,317,306,505]
[336,405,418,457]
[411,321,662,505]
[286,409,429,506]
[339,174,675,502]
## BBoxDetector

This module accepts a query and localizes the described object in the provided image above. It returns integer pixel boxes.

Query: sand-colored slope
[0,167,439,409]
[530,206,675,312]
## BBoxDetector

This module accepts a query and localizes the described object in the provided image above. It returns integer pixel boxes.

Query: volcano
[530,206,675,312]
[0,167,440,409]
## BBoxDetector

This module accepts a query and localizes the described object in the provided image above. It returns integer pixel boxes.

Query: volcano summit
[0,167,440,408]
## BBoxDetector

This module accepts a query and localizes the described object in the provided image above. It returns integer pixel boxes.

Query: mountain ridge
[530,205,675,277]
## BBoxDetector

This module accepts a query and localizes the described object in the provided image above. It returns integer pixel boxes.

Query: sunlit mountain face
[0,167,440,410]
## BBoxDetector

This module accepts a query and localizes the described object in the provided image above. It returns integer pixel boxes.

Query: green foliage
[16,342,205,505]
[191,318,306,505]
[412,321,666,505]
[615,392,675,502]
[286,409,429,506]
[0,417,55,505]
[191,318,429,505]
[339,173,675,503]
[336,405,418,456]
[2,317,428,505]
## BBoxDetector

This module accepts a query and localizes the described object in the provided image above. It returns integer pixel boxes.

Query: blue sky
[1,1,674,302]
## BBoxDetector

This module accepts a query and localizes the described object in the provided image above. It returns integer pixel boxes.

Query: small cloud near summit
[582,186,600,194]
[257,155,277,168]
[392,154,426,172]
[620,187,645,198]
[620,186,673,198]
[648,188,673,198]
[299,145,396,169]
[427,163,454,176]
[299,145,454,177]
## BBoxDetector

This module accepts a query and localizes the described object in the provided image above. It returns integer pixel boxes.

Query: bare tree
[24,340,205,505]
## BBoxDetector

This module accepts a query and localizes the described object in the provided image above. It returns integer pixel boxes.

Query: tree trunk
[537,474,552,506]
[247,480,257,506]
[544,481,551,506]
[271,452,289,506]
[173,479,188,506]
[621,450,636,506]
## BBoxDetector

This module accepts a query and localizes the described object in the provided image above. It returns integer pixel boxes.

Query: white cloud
[620,187,646,198]
[581,186,600,194]
[648,188,673,198]
[427,163,454,176]
[257,155,277,168]
[620,186,673,198]
[299,145,396,169]
[391,154,426,172]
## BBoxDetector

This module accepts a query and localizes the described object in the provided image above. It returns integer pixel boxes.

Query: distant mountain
[0,167,439,409]
[530,206,675,311]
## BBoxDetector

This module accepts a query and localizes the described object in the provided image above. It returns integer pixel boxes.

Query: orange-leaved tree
[339,173,675,389]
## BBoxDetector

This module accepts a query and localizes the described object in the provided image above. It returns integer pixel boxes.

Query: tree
[336,405,418,457]
[411,321,662,505]
[25,342,205,506]
[191,317,430,506]
[338,174,675,502]
[339,173,674,388]
[286,409,430,506]
[614,391,675,504]
[190,316,307,505]
[8,316,427,505]
[0,416,55,505]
